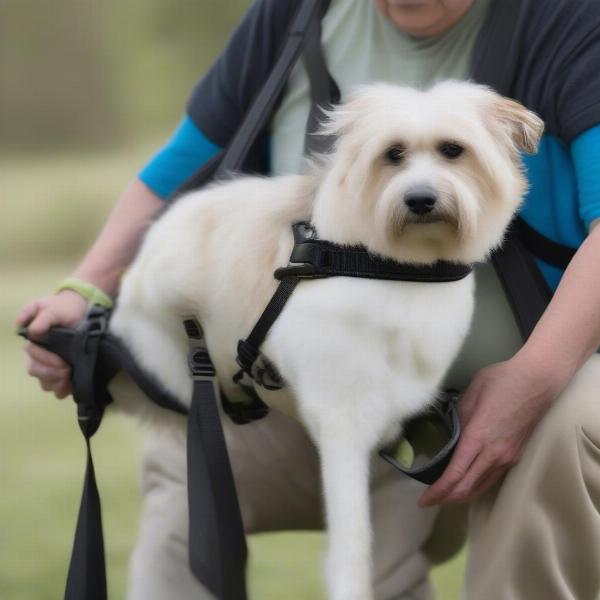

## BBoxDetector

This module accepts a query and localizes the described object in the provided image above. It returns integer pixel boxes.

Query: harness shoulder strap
[513,216,577,271]
[175,0,329,196]
[470,0,530,95]
[471,0,553,340]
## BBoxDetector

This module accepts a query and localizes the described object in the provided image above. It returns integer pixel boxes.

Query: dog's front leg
[317,426,374,600]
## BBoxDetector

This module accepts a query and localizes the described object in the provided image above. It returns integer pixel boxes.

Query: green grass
[0,149,466,599]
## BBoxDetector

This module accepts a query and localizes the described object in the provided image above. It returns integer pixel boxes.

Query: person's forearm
[514,219,600,384]
[71,178,165,297]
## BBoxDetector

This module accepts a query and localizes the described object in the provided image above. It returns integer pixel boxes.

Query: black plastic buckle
[81,304,109,350]
[188,347,216,379]
[183,318,217,380]
[274,262,320,280]
[221,388,269,425]
[273,221,326,280]
[73,305,113,436]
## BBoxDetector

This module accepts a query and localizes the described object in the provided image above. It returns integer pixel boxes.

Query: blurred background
[0,1,464,598]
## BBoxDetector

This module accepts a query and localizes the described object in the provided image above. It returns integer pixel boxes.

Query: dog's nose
[404,188,437,215]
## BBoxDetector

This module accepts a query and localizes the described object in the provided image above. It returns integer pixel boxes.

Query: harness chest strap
[235,221,473,385]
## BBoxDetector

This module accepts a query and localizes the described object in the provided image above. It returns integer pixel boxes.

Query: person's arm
[65,178,162,299]
[17,0,297,398]
[16,179,165,398]
[420,120,600,506]
[419,219,600,506]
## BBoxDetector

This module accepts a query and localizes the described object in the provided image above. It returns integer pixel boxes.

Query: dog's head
[311,81,544,264]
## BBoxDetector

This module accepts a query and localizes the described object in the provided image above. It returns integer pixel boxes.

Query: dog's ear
[490,97,544,154]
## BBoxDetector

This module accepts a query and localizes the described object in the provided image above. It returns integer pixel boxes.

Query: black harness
[17,0,583,598]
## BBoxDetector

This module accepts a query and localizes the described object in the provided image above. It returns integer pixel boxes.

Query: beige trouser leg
[127,408,438,600]
[465,354,600,600]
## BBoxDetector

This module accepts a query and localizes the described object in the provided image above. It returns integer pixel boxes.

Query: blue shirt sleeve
[138,117,221,200]
[571,123,600,229]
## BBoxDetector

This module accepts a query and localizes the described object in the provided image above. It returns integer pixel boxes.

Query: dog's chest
[264,274,475,393]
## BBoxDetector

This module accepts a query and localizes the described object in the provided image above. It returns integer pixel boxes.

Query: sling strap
[302,1,340,156]
[184,319,248,600]
[181,3,333,597]
[176,0,331,196]
[513,217,577,271]
[19,312,188,600]
[64,307,108,600]
[470,0,556,340]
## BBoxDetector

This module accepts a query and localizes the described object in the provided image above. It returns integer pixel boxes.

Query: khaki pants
[128,408,439,600]
[465,353,600,600]
[127,354,600,600]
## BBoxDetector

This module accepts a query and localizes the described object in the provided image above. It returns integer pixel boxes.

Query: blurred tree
[0,0,116,152]
[0,0,250,154]
[104,0,251,138]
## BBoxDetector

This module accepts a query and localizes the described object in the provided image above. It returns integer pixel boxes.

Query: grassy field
[0,150,465,599]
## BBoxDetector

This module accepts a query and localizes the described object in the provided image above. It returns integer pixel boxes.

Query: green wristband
[57,277,114,309]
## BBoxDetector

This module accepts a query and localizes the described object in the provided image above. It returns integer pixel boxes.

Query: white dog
[109,81,543,600]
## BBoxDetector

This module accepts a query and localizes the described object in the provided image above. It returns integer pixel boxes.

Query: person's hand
[419,355,570,506]
[16,290,88,399]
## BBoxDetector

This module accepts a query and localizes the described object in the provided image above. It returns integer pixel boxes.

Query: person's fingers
[463,465,509,502]
[25,342,69,370]
[24,339,72,400]
[418,431,482,506]
[15,299,44,327]
[53,380,72,399]
[27,309,60,337]
[40,378,57,392]
[467,466,510,502]
[440,449,498,503]
[26,357,70,382]
[444,465,509,505]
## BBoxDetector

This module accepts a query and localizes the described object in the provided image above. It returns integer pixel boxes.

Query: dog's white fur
[109,81,543,600]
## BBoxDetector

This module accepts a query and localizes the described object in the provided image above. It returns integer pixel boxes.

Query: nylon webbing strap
[470,0,530,97]
[216,0,326,177]
[236,277,300,374]
[514,216,576,271]
[166,2,330,598]
[471,0,552,340]
[274,228,473,283]
[184,319,248,600]
[64,439,106,600]
[302,0,339,156]
[18,308,189,600]
[491,223,552,341]
[64,307,109,600]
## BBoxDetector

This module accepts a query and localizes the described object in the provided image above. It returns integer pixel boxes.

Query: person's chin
[385,0,434,7]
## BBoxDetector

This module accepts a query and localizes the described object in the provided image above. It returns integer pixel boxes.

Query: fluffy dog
[109,81,543,600]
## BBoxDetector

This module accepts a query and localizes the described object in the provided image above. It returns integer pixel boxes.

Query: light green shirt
[271,0,491,176]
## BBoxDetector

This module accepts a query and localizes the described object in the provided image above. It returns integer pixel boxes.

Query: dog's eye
[385,145,406,164]
[438,142,464,159]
